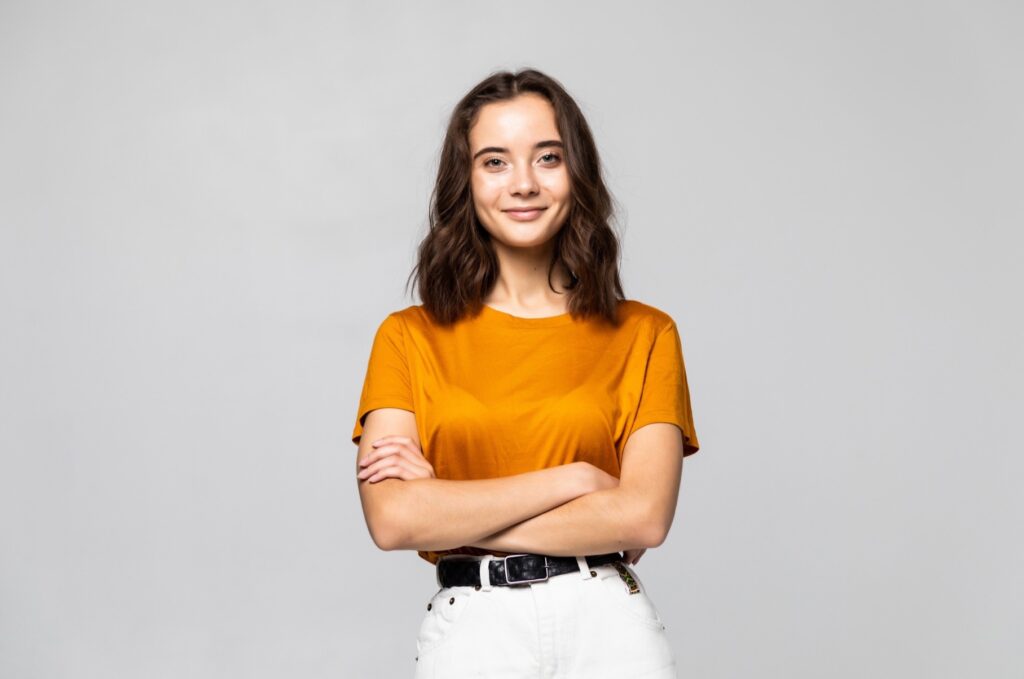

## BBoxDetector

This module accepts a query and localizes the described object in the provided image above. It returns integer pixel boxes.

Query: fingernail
[371,439,382,446]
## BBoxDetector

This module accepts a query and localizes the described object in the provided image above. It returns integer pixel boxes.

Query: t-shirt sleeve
[628,320,700,456]
[351,313,415,446]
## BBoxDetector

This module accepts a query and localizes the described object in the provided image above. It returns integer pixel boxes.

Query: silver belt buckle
[502,554,549,585]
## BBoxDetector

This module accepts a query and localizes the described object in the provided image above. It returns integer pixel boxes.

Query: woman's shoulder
[384,304,424,320]
[374,304,433,334]
[617,298,677,332]
[374,304,493,337]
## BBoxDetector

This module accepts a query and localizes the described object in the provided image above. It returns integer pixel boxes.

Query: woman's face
[468,93,571,253]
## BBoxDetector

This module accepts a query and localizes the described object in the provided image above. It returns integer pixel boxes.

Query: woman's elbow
[368,521,404,552]
[361,482,412,551]
[636,502,673,548]
[643,521,670,548]
[370,499,419,551]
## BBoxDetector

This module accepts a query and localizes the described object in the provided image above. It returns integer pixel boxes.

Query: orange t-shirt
[351,299,700,564]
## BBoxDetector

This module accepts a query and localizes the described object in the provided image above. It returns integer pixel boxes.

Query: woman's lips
[503,208,546,221]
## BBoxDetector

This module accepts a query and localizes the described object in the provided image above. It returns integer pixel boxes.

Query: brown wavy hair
[405,68,625,327]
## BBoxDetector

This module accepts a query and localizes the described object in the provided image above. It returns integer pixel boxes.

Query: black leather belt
[436,552,623,588]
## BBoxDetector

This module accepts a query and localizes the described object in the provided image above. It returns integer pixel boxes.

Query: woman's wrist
[569,461,620,497]
[567,461,599,498]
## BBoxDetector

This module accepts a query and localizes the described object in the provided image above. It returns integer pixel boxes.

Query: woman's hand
[357,435,436,483]
[622,547,647,565]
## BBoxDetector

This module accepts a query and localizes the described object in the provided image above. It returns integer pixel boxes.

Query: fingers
[358,444,434,481]
[622,547,647,565]
[362,437,425,465]
[358,452,415,480]
[371,435,418,451]
[368,444,432,475]
[358,456,423,483]
[360,443,433,476]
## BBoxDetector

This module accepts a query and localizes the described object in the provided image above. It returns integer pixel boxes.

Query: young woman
[352,68,700,678]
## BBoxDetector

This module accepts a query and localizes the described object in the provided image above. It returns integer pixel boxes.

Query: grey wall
[1,1,1020,677]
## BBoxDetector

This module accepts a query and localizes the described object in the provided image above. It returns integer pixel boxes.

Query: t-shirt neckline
[478,303,576,328]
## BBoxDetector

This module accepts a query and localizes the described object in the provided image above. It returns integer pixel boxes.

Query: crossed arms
[354,407,685,557]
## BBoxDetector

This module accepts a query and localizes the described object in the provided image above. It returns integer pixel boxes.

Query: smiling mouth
[502,207,547,222]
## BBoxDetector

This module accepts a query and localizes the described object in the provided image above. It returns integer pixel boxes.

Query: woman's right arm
[355,407,606,552]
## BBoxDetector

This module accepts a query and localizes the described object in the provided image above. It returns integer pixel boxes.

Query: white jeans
[413,555,678,678]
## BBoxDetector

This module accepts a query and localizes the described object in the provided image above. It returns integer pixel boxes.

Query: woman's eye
[483,154,560,168]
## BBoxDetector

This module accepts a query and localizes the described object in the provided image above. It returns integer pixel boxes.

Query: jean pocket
[415,585,479,657]
[592,563,666,631]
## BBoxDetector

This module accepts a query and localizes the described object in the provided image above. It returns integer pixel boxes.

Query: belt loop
[479,555,494,591]
[576,555,594,580]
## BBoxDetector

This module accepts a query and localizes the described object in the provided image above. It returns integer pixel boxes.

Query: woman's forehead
[469,95,561,151]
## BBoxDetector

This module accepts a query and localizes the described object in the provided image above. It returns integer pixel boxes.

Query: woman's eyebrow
[472,140,564,161]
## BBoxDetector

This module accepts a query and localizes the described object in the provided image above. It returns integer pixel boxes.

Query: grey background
[1,1,1020,677]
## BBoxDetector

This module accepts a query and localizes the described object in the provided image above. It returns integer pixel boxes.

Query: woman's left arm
[469,422,685,556]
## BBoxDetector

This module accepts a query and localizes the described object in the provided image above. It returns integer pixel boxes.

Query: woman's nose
[509,164,539,195]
